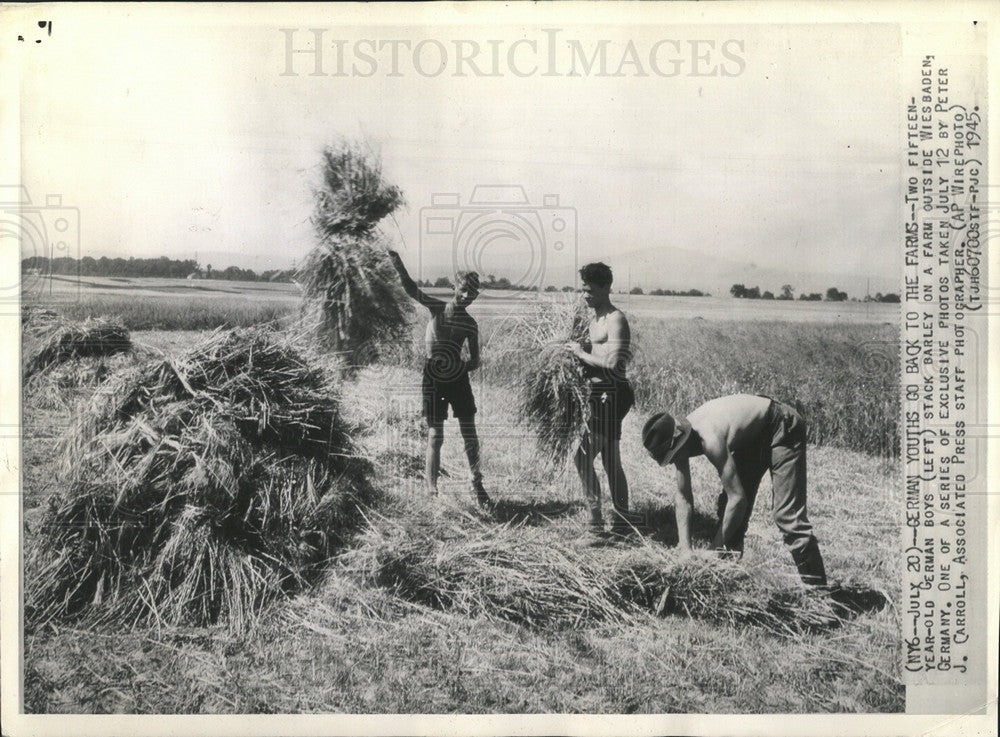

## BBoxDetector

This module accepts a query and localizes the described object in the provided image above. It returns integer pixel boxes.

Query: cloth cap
[642,412,693,466]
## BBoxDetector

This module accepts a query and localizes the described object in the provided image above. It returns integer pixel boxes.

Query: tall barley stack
[27,327,377,631]
[297,140,411,364]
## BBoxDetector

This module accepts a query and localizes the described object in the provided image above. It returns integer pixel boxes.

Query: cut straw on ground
[23,314,131,379]
[337,495,856,637]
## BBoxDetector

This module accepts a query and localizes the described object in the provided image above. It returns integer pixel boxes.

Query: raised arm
[386,250,444,311]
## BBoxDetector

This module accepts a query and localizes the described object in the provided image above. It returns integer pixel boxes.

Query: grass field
[19,278,903,714]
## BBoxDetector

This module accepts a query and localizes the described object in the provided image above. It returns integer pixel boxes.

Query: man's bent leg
[726,445,768,554]
[770,429,827,586]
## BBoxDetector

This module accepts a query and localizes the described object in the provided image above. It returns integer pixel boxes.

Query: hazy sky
[7,5,903,292]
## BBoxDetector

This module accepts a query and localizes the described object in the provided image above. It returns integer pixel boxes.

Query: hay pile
[340,503,631,628]
[25,353,137,410]
[340,500,844,635]
[23,315,131,379]
[517,299,592,459]
[613,552,842,635]
[297,140,411,361]
[21,305,60,330]
[27,327,376,631]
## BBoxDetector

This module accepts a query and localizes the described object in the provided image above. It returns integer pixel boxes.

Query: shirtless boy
[387,250,490,506]
[641,394,828,586]
[566,262,634,536]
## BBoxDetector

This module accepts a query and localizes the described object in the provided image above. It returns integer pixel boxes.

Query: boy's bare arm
[466,324,480,372]
[387,250,443,311]
[673,454,695,552]
[703,439,749,551]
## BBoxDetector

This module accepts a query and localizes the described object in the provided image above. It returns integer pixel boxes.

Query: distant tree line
[863,292,901,303]
[730,283,797,300]
[419,276,708,296]
[728,282,900,303]
[730,283,840,301]
[22,256,295,283]
[418,275,579,292]
[627,287,707,297]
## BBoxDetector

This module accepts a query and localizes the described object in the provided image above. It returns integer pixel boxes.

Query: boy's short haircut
[579,262,613,288]
[456,271,481,291]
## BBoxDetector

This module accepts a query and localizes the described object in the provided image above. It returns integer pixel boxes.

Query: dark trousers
[715,400,826,585]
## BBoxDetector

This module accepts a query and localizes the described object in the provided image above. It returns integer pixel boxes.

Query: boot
[791,539,828,587]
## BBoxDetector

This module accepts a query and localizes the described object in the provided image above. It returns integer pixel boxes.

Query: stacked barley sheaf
[28,327,375,631]
[22,310,133,408]
[296,140,412,364]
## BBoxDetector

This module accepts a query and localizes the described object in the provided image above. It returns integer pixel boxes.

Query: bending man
[641,394,827,586]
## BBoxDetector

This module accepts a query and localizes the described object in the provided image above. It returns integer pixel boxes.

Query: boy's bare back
[687,394,772,455]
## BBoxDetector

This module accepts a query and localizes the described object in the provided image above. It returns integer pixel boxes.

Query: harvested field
[20,308,904,714]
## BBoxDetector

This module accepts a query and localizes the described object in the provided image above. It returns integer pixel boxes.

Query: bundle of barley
[340,503,847,635]
[297,233,412,356]
[26,326,376,632]
[313,142,404,239]
[21,305,60,331]
[517,299,592,460]
[340,501,633,629]
[613,551,841,635]
[341,497,846,635]
[297,140,411,360]
[24,316,131,379]
[24,352,137,410]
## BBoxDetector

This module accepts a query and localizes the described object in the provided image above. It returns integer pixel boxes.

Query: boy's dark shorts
[586,379,634,441]
[422,360,477,426]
